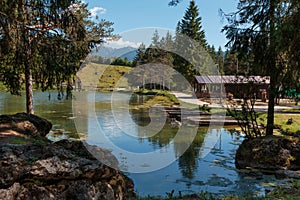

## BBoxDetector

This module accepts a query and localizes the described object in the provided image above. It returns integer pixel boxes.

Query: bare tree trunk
[25,64,34,114]
[22,1,34,114]
[266,0,276,136]
[266,78,275,135]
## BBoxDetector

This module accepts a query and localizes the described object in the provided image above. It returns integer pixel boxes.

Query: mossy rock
[236,136,300,171]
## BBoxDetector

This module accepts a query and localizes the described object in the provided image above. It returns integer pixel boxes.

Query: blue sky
[84,0,239,49]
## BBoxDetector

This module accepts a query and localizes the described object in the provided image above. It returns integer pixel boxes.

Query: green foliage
[131,31,175,90]
[133,1,216,85]
[177,0,206,46]
[11,138,28,145]
[267,180,300,199]
[223,50,239,75]
[137,189,277,199]
[0,1,116,112]
[168,0,182,6]
[89,55,116,65]
[133,43,146,67]
[111,57,133,67]
[134,89,180,105]
[227,98,264,139]
[173,0,211,81]
[221,0,300,135]
[225,79,268,139]
[199,104,211,113]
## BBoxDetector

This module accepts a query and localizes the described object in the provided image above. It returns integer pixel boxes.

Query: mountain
[93,46,138,61]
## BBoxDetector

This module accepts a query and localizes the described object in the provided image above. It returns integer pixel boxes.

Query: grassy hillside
[97,64,132,91]
[77,62,132,91]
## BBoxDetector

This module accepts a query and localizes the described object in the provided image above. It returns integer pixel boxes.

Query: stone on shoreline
[0,112,52,137]
[0,113,135,200]
[235,136,300,179]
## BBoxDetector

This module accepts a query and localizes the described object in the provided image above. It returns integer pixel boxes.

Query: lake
[0,91,292,197]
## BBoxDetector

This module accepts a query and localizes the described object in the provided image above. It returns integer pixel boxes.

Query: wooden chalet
[191,75,270,100]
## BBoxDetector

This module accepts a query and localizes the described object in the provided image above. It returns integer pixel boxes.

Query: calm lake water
[0,91,292,197]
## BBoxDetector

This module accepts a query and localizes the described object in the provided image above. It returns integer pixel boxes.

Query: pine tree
[133,43,146,67]
[223,50,238,75]
[178,0,207,47]
[207,45,217,64]
[216,46,224,75]
[151,30,160,47]
[173,0,210,81]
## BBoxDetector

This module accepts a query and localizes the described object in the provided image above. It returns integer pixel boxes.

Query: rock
[287,118,294,125]
[236,136,300,178]
[0,113,52,137]
[275,170,300,179]
[0,140,135,200]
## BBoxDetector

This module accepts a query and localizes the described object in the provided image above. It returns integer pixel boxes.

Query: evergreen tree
[144,31,174,89]
[151,30,160,47]
[223,50,238,75]
[173,0,210,81]
[276,2,300,96]
[207,45,217,64]
[133,43,146,67]
[168,0,182,6]
[216,46,224,75]
[177,0,207,47]
[160,31,173,50]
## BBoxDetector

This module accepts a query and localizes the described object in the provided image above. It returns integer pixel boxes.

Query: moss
[11,137,29,145]
[236,136,300,171]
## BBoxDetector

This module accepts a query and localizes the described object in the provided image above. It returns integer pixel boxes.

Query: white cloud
[90,7,106,17]
[106,38,142,48]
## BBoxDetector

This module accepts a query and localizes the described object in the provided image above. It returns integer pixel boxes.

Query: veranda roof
[194,75,270,84]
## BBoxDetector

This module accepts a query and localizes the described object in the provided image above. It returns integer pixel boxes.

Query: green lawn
[76,62,132,91]
[97,64,132,91]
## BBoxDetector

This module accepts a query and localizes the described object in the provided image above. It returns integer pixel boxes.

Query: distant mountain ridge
[93,46,138,61]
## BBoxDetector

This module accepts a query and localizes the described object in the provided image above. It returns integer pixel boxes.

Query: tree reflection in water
[132,111,206,179]
[177,129,205,179]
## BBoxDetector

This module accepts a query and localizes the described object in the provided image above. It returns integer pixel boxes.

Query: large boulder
[0,140,135,200]
[0,113,135,200]
[0,113,52,137]
[235,136,300,178]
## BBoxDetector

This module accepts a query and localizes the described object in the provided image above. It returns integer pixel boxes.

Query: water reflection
[0,91,78,140]
[0,91,291,197]
[177,131,205,179]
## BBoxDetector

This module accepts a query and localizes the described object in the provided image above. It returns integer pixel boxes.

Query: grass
[131,89,180,110]
[97,64,132,91]
[178,100,199,110]
[76,62,132,91]
[136,184,300,200]
[281,108,300,113]
[131,94,178,110]
[136,190,282,200]
[255,113,300,135]
[135,89,180,104]
[11,137,29,145]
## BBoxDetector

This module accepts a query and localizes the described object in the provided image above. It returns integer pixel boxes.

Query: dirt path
[172,92,300,113]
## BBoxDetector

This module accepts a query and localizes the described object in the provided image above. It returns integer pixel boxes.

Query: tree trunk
[25,64,34,114]
[266,0,276,136]
[266,77,275,135]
